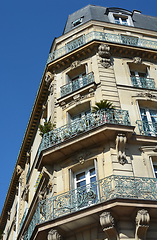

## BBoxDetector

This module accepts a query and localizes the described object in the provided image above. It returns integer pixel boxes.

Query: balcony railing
[23,175,157,240]
[47,31,157,64]
[136,120,157,136]
[60,72,94,97]
[131,76,156,89]
[38,109,131,156]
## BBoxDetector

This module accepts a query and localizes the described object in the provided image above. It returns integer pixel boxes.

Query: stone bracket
[116,133,127,165]
[135,209,150,240]
[100,212,119,240]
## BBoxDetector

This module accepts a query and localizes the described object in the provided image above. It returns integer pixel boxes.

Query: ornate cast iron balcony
[47,31,157,64]
[60,72,94,97]
[136,120,157,136]
[131,76,156,89]
[38,109,131,156]
[23,175,157,240]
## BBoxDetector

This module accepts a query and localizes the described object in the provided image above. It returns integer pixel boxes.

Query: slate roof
[63,4,157,34]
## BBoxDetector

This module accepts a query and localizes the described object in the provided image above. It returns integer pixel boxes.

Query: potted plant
[92,100,115,124]
[38,121,55,137]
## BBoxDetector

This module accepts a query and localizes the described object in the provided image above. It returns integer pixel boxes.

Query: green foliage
[92,100,115,112]
[38,121,55,137]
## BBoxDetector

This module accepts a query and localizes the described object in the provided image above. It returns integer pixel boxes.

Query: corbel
[116,133,127,165]
[100,212,118,240]
[47,229,61,240]
[135,209,150,240]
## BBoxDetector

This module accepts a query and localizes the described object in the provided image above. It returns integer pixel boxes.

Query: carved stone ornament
[47,229,61,240]
[116,133,127,165]
[136,91,157,100]
[70,60,81,70]
[135,209,150,240]
[47,178,53,192]
[45,71,54,85]
[133,56,142,64]
[98,44,111,68]
[22,184,29,201]
[72,150,91,165]
[13,215,16,231]
[7,211,11,220]
[100,212,118,240]
[16,165,23,176]
[48,83,54,94]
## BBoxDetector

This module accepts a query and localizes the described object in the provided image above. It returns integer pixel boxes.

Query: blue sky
[0,0,157,214]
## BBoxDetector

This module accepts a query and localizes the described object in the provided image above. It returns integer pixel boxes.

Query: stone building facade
[1,5,157,240]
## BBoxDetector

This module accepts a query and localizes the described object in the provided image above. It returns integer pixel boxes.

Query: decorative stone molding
[135,209,150,240]
[73,94,81,101]
[45,71,54,85]
[100,212,118,240]
[116,133,127,165]
[136,91,157,100]
[22,184,29,201]
[16,165,23,176]
[60,91,95,110]
[133,56,142,64]
[70,60,81,70]
[98,44,111,68]
[38,186,47,201]
[47,229,61,240]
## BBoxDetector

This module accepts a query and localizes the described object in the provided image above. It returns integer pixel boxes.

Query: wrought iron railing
[136,120,157,136]
[23,175,157,240]
[38,109,130,156]
[60,72,94,97]
[19,208,28,232]
[131,76,156,89]
[47,31,157,64]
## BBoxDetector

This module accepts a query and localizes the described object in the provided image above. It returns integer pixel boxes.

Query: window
[114,16,129,25]
[74,167,98,208]
[71,109,91,123]
[129,63,155,89]
[140,108,157,136]
[72,17,84,27]
[153,164,157,178]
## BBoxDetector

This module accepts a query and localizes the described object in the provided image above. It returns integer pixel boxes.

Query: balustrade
[38,109,131,156]
[23,175,157,240]
[136,120,157,136]
[47,31,157,64]
[60,72,94,97]
[131,76,156,89]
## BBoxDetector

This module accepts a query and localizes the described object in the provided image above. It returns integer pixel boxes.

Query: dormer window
[72,17,84,27]
[114,16,129,25]
[106,8,134,27]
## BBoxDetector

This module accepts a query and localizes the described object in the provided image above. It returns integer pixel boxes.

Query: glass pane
[90,168,95,176]
[77,180,86,187]
[90,176,96,183]
[76,172,85,181]
[140,109,147,121]
[150,110,157,123]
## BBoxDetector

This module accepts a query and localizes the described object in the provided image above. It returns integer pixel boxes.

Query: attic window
[72,17,83,27]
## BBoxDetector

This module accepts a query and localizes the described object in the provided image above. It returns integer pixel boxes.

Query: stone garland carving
[47,229,61,240]
[133,57,142,64]
[100,212,118,240]
[116,133,127,165]
[45,71,54,85]
[135,209,150,240]
[98,44,111,68]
